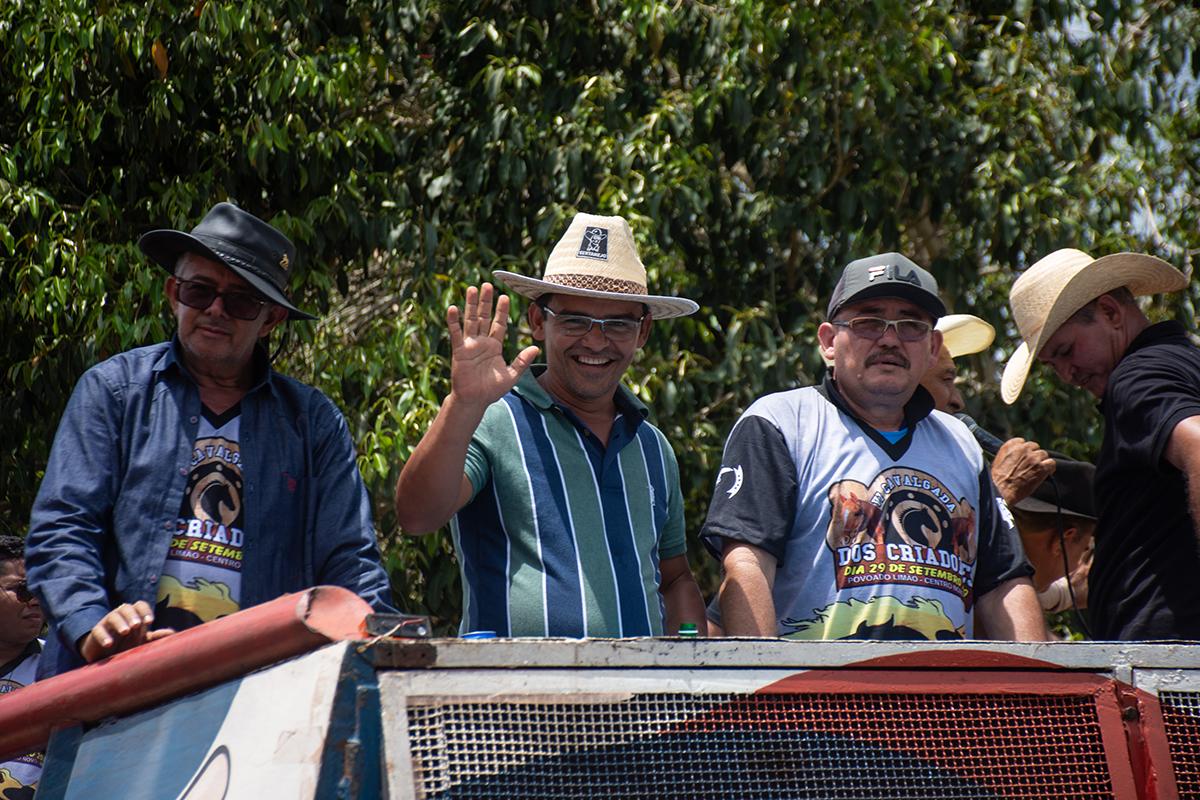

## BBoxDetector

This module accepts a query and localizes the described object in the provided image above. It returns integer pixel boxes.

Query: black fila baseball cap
[827,252,946,320]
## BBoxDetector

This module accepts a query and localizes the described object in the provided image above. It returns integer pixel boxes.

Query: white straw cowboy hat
[1001,248,1187,404]
[493,213,699,319]
[938,314,995,358]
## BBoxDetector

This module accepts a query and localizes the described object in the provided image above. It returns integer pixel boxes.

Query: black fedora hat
[1014,458,1096,521]
[138,202,314,321]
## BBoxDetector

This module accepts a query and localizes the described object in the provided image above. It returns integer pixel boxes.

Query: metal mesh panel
[1160,690,1200,798]
[406,691,1114,799]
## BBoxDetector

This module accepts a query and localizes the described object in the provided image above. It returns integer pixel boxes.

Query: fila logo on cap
[867,264,920,285]
[577,226,609,261]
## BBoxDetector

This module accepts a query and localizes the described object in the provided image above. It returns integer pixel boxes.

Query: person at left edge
[0,534,44,794]
[25,202,394,677]
[394,212,706,637]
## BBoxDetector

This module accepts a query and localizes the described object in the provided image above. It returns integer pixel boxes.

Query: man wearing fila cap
[395,213,706,637]
[26,203,393,676]
[1003,248,1199,640]
[703,253,1046,641]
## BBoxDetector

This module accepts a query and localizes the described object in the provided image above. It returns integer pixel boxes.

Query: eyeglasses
[832,317,933,342]
[174,278,268,321]
[1,580,35,604]
[540,305,645,342]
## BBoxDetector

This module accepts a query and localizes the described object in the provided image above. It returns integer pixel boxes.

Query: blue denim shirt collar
[155,335,275,398]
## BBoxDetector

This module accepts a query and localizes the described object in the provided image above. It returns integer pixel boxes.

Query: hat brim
[1002,252,1186,404]
[1000,343,1033,405]
[831,283,946,321]
[493,270,698,319]
[937,314,995,358]
[139,229,315,321]
[1013,493,1096,520]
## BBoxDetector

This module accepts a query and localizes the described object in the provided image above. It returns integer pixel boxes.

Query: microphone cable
[1046,473,1093,639]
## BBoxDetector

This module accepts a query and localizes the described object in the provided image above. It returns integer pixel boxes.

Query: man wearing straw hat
[1003,248,1200,640]
[920,314,1056,506]
[703,253,1045,640]
[395,213,706,637]
[26,202,394,676]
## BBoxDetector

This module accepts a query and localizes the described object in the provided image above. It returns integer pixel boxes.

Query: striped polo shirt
[454,367,687,637]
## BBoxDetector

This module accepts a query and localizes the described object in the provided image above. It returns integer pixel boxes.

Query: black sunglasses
[3,579,35,603]
[175,278,268,321]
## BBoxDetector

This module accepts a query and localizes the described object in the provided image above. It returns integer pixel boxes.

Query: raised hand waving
[446,282,540,408]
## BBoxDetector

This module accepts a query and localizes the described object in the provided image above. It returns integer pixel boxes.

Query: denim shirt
[26,338,393,676]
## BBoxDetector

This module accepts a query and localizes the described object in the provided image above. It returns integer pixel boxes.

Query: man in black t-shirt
[1002,248,1200,641]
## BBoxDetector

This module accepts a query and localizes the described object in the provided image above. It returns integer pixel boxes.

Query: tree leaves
[2,0,1198,633]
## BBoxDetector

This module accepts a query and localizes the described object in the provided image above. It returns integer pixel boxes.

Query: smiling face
[167,253,287,381]
[920,345,965,414]
[0,560,42,649]
[528,294,651,411]
[818,297,941,418]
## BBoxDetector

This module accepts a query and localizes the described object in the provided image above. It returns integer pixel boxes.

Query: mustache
[865,348,910,369]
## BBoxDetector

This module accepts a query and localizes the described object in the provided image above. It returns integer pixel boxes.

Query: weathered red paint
[0,586,371,760]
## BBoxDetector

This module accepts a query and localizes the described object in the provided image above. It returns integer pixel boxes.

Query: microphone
[953,412,1006,455]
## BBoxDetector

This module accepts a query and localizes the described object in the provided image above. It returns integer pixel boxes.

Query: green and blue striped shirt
[454,368,687,637]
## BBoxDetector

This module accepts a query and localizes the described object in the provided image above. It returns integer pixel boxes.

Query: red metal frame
[750,665,1153,800]
[0,585,371,760]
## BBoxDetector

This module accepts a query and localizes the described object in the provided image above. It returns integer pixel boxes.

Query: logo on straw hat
[492,212,699,320]
[578,227,609,261]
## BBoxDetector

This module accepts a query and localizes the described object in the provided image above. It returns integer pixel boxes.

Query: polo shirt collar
[156,335,274,394]
[513,366,649,422]
[1099,320,1187,414]
[1125,320,1187,358]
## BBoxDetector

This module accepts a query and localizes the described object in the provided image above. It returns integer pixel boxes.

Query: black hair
[1072,286,1138,322]
[0,535,25,562]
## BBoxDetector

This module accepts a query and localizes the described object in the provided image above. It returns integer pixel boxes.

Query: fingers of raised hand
[512,345,540,373]
[447,305,464,349]
[462,285,481,337]
[487,292,511,340]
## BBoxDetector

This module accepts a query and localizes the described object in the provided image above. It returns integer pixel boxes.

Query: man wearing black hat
[1010,459,1096,616]
[702,253,1046,641]
[26,203,393,676]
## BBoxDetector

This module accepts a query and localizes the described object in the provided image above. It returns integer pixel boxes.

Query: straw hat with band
[139,202,315,321]
[1001,248,1186,404]
[493,213,698,320]
[937,314,995,359]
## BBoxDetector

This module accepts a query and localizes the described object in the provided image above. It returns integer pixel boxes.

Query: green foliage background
[3,0,1198,634]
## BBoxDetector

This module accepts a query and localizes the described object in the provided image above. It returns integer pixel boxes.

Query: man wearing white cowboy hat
[395,213,706,637]
[26,202,394,676]
[920,314,1057,507]
[1003,247,1200,640]
[702,252,1045,641]
[920,314,996,415]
